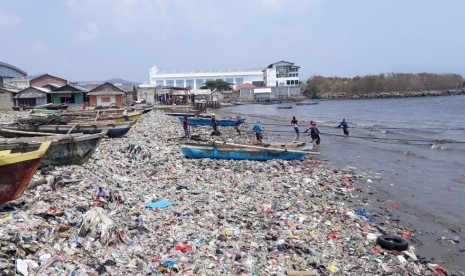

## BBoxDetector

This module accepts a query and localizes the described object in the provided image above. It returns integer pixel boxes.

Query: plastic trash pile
[0,110,454,275]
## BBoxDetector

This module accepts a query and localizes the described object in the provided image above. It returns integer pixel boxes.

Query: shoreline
[317,89,465,100]
[0,111,455,274]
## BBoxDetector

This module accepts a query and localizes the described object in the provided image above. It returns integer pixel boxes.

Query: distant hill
[77,78,139,85]
[104,78,139,85]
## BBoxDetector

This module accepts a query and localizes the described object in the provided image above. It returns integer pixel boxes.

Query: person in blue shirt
[252,121,264,142]
[96,187,106,199]
[337,118,349,136]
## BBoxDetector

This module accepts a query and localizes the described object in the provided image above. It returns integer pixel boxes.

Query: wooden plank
[0,128,62,136]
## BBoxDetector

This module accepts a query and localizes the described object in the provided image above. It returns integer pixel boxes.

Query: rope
[235,128,465,144]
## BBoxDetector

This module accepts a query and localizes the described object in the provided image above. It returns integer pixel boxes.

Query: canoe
[0,141,51,204]
[64,111,142,123]
[137,105,154,114]
[178,117,246,127]
[180,141,316,161]
[0,121,132,138]
[0,132,105,167]
[296,101,320,106]
[165,112,199,117]
[277,106,292,109]
[261,100,283,105]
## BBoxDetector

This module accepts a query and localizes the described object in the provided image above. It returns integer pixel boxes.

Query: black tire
[376,235,409,251]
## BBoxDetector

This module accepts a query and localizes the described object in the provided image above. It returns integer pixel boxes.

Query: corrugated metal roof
[87,91,125,96]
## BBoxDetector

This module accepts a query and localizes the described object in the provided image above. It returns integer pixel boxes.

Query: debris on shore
[0,110,453,275]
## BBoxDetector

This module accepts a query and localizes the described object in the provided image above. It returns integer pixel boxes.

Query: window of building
[186,79,194,88]
[156,80,164,86]
[225,78,234,84]
[166,80,174,86]
[235,78,244,85]
[175,80,184,87]
[101,96,111,102]
[195,79,204,88]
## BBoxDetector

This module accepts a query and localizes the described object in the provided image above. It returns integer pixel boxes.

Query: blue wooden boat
[180,142,312,161]
[296,101,320,106]
[178,117,246,127]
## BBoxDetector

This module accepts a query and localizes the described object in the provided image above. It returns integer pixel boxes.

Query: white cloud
[0,13,21,29]
[75,22,99,43]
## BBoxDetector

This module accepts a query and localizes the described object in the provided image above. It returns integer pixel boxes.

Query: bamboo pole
[0,128,61,136]
[213,141,320,155]
[66,123,78,134]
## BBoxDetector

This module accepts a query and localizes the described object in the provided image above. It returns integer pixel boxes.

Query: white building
[149,65,264,90]
[143,61,301,102]
[148,60,301,89]
[264,61,300,87]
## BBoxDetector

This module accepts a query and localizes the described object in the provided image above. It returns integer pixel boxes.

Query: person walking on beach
[182,116,190,138]
[337,118,349,136]
[304,120,321,145]
[234,116,242,135]
[211,113,220,136]
[252,121,264,142]
[291,116,299,138]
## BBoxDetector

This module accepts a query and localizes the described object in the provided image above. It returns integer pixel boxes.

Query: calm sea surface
[221,95,465,271]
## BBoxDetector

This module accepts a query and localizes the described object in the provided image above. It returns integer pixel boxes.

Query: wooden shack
[13,86,50,107]
[49,84,88,104]
[87,82,127,107]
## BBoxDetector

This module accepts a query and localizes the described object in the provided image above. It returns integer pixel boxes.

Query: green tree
[200,79,233,91]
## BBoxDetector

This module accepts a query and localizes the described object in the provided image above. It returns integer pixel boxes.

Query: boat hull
[180,144,307,161]
[0,133,104,167]
[261,100,283,105]
[178,117,246,127]
[1,123,131,138]
[296,101,320,106]
[0,141,50,204]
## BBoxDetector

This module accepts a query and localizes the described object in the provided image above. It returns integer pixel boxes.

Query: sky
[0,0,464,83]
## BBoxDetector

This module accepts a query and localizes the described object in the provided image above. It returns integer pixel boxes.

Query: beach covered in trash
[0,110,450,275]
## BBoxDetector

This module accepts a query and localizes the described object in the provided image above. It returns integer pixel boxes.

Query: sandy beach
[0,110,452,275]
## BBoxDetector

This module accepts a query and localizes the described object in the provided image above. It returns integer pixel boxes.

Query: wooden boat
[277,106,292,109]
[165,112,199,117]
[261,100,283,105]
[12,105,33,111]
[0,121,132,138]
[0,141,51,204]
[296,101,320,106]
[0,132,104,167]
[64,110,142,123]
[137,105,154,114]
[178,117,246,127]
[35,103,69,110]
[180,141,317,161]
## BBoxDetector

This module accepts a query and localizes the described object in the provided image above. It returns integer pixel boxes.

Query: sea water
[222,95,465,270]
